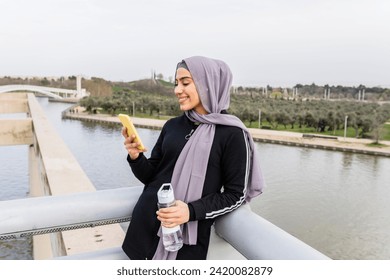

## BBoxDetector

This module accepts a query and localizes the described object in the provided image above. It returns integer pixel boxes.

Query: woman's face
[174,67,207,115]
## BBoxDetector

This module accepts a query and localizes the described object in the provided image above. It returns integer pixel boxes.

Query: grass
[244,120,390,141]
[383,123,390,140]
[130,112,172,120]
[367,142,388,148]
[99,109,173,121]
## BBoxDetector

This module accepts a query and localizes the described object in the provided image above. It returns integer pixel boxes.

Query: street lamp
[258,109,262,129]
[344,115,348,141]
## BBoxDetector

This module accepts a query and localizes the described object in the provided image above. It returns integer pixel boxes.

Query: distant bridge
[0,84,89,100]
[0,76,89,100]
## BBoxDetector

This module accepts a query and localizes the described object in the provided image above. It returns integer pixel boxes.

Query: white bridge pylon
[0,84,89,100]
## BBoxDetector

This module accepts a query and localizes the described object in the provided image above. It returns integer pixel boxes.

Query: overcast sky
[1,0,389,87]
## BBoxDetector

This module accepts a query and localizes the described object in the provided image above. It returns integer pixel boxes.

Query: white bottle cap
[157,183,175,205]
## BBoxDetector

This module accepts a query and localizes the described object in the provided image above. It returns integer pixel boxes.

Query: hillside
[112,79,174,97]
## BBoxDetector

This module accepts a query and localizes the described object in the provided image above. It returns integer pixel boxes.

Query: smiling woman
[121,56,265,260]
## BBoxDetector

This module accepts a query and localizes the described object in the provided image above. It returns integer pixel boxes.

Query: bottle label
[161,225,181,234]
[157,201,175,209]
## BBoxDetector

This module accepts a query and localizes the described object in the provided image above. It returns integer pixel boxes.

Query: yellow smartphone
[118,114,145,150]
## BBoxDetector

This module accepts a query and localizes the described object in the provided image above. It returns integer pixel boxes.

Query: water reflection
[341,152,354,169]
[253,142,390,259]
[0,145,31,260]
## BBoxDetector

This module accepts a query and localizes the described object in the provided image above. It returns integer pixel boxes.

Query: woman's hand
[156,200,190,228]
[122,127,147,160]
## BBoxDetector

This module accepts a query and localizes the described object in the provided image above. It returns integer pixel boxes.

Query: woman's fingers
[122,133,146,160]
[156,200,189,227]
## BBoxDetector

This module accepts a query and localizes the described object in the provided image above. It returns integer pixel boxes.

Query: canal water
[1,97,390,260]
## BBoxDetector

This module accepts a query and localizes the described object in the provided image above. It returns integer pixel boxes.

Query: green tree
[80,96,100,113]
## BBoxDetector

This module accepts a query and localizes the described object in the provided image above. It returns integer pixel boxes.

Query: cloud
[1,0,389,87]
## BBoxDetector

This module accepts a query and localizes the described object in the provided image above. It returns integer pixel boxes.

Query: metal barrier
[0,187,330,260]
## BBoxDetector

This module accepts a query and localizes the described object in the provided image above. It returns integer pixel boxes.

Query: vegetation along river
[1,97,390,260]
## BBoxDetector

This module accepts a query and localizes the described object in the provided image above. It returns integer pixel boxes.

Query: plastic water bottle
[157,183,183,252]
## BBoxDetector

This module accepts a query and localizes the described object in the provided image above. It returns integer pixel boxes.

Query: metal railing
[0,186,330,260]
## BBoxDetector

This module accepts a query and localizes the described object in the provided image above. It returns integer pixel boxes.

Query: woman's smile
[174,67,207,114]
[178,95,189,103]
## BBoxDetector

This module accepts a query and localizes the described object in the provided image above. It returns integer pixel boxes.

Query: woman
[121,56,265,260]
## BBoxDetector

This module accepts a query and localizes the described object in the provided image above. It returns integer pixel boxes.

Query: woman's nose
[174,85,183,95]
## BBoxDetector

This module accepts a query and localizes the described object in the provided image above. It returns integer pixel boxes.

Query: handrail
[215,204,330,259]
[0,187,330,259]
[0,187,142,240]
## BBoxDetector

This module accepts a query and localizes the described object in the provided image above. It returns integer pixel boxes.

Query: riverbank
[63,108,390,157]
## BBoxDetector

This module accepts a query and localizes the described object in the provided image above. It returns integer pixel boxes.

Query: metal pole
[344,115,348,141]
[132,101,135,117]
[258,109,262,129]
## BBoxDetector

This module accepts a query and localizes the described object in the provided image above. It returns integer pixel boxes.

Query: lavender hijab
[153,56,265,260]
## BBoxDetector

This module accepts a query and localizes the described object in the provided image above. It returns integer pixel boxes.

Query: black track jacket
[122,113,250,259]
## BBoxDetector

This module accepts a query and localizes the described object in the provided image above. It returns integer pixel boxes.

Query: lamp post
[258,109,262,129]
[344,115,348,141]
